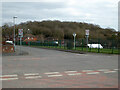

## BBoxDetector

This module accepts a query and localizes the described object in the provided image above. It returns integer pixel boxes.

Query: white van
[6,41,13,45]
[87,44,103,49]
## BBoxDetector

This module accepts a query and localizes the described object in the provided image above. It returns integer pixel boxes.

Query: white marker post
[85,30,89,51]
[73,33,77,49]
[18,29,23,54]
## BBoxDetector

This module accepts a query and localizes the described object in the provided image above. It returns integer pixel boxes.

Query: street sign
[85,29,89,36]
[18,29,23,55]
[73,33,76,37]
[18,29,23,37]
[73,33,77,49]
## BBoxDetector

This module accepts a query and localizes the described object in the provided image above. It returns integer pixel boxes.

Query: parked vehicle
[6,41,13,45]
[53,41,58,44]
[87,44,103,49]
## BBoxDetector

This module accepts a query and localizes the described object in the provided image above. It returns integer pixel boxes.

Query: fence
[16,38,119,54]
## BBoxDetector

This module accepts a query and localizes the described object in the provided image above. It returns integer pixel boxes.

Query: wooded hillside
[2,20,119,41]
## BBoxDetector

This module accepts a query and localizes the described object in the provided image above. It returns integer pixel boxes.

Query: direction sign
[73,33,76,37]
[85,29,89,36]
[18,29,23,37]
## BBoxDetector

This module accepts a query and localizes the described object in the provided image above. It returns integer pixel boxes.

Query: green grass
[30,45,119,54]
[76,47,119,54]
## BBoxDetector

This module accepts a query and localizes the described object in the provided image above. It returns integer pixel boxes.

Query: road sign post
[18,29,23,54]
[85,30,89,51]
[73,33,77,49]
[20,36,22,54]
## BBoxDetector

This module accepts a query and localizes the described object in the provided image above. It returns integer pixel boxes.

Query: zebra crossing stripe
[97,69,109,71]
[0,74,18,77]
[44,72,60,74]
[86,72,99,75]
[0,78,18,81]
[67,73,82,76]
[104,71,117,73]
[82,70,93,72]
[64,71,77,73]
[25,76,42,79]
[47,75,63,77]
[24,73,39,76]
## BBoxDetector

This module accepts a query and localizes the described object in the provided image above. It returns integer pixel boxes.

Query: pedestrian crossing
[1,68,118,81]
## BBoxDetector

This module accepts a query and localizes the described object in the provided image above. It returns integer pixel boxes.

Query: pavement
[2,49,29,56]
[2,46,118,88]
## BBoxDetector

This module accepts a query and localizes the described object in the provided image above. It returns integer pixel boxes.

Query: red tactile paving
[32,74,118,88]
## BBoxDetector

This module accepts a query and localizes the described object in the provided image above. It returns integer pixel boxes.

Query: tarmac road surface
[2,46,118,88]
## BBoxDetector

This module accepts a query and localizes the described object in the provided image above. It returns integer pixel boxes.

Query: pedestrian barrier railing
[16,39,119,54]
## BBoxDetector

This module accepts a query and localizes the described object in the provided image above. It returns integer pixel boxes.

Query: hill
[2,20,118,41]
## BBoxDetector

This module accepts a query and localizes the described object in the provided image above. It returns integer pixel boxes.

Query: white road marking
[25,76,42,79]
[1,68,118,81]
[24,73,39,76]
[64,71,77,73]
[86,72,99,74]
[47,75,63,77]
[0,74,18,77]
[44,72,60,74]
[0,78,18,81]
[67,73,82,76]
[104,71,117,73]
[82,70,94,72]
[97,69,109,71]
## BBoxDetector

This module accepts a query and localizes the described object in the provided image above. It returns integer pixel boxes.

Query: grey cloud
[2,2,67,20]
[3,2,66,10]
[2,1,118,30]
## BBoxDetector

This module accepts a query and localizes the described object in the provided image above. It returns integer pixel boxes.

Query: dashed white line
[86,72,99,75]
[1,68,118,81]
[64,71,77,73]
[24,73,39,76]
[25,76,42,79]
[82,70,94,72]
[47,75,63,77]
[104,71,117,73]
[0,74,18,77]
[44,72,60,74]
[0,78,18,81]
[97,69,109,71]
[67,73,82,76]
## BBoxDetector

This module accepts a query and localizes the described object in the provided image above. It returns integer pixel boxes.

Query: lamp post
[73,33,76,49]
[13,16,17,52]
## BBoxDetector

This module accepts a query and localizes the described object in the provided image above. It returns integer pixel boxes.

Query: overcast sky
[1,0,119,31]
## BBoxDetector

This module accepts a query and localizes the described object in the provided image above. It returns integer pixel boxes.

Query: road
[2,46,118,88]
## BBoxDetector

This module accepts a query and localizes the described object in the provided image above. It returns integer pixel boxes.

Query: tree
[2,20,117,41]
